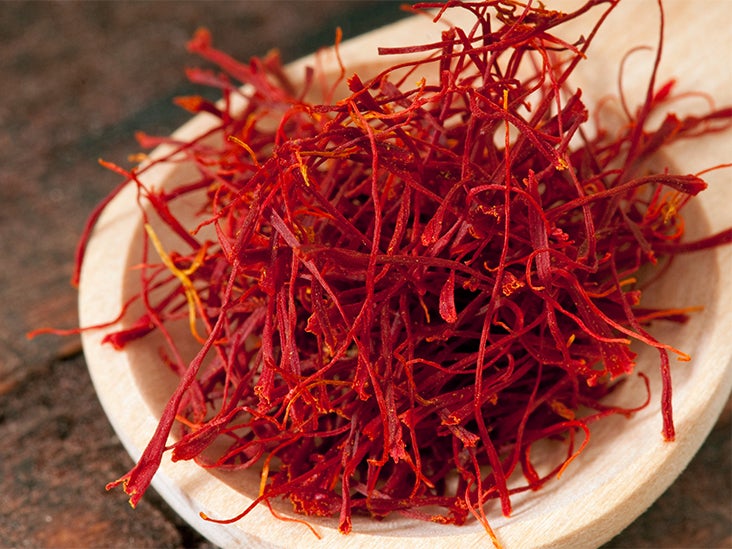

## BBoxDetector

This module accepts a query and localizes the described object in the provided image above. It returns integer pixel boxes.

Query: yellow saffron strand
[295,150,312,187]
[228,135,261,167]
[144,223,207,343]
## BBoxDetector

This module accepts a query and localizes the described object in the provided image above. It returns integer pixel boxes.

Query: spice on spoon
[46,0,732,545]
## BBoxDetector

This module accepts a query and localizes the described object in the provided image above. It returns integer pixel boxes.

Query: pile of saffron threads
[72,0,732,542]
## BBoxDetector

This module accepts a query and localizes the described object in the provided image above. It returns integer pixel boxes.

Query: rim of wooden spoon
[79,2,732,547]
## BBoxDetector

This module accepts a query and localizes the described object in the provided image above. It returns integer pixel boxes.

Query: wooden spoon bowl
[79,2,732,547]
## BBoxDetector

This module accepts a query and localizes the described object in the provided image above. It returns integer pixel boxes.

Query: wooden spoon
[79,2,732,547]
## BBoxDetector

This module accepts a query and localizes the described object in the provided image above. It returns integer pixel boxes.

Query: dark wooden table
[2,2,729,547]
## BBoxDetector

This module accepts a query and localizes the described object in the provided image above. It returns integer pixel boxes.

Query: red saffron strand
[56,0,732,544]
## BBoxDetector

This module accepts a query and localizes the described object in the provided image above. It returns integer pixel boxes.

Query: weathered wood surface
[1,2,729,547]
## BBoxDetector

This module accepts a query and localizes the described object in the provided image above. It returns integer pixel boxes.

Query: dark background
[1,2,729,547]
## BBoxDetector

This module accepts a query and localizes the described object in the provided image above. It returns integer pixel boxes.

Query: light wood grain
[79,2,732,547]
